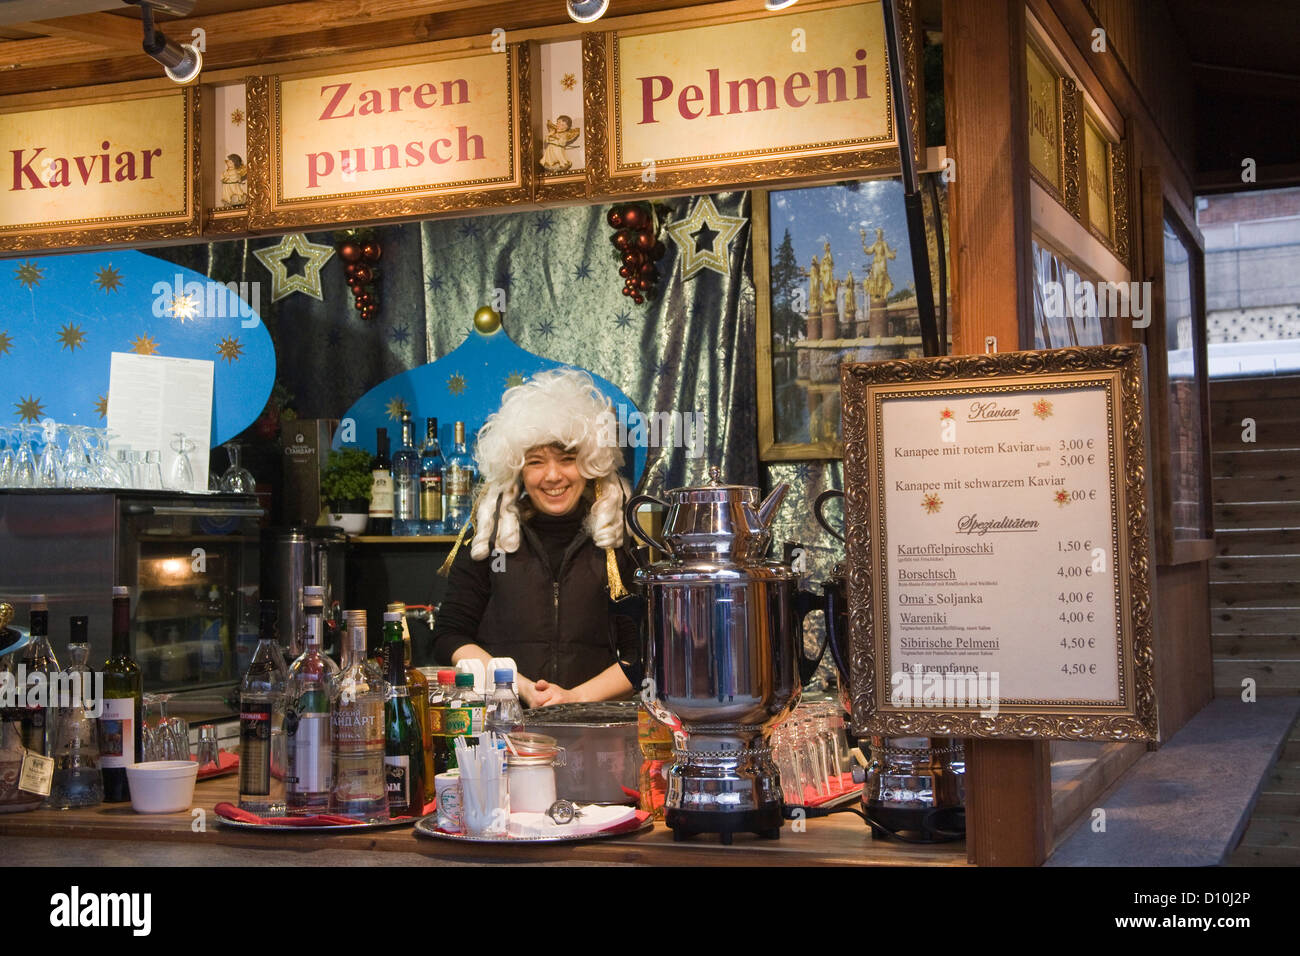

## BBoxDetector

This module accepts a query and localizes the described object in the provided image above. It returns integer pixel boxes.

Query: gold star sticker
[94,395,109,419]
[384,396,408,421]
[253,233,336,303]
[217,335,244,363]
[130,334,160,355]
[561,72,577,91]
[0,331,11,356]
[94,265,123,292]
[448,373,467,396]
[14,395,45,422]
[168,293,201,321]
[230,108,244,126]
[14,261,44,289]
[57,323,86,351]
[505,371,525,389]
[664,195,746,281]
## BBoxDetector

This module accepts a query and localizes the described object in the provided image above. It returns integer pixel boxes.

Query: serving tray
[413,814,652,844]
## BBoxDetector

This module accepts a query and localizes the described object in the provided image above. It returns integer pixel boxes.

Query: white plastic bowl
[125,761,199,814]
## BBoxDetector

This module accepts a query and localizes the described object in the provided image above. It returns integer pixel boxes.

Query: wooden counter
[0,776,968,867]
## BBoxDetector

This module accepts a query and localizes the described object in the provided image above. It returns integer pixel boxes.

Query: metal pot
[629,467,807,842]
[259,526,346,657]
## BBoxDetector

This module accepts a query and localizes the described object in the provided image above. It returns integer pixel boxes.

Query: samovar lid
[663,465,760,503]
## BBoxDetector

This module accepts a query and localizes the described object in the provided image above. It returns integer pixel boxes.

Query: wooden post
[944,0,1054,865]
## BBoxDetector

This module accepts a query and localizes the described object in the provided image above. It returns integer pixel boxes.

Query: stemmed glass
[0,426,15,486]
[61,425,95,488]
[168,433,196,491]
[11,424,38,488]
[89,430,126,487]
[143,693,190,762]
[218,442,255,493]
[36,420,62,488]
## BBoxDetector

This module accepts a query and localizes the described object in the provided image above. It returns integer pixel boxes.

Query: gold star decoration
[384,396,408,421]
[230,108,244,126]
[217,335,244,363]
[14,395,45,422]
[57,323,86,351]
[561,72,577,91]
[94,265,123,292]
[167,292,201,321]
[1055,490,1070,507]
[504,371,525,389]
[0,331,11,356]
[921,493,943,514]
[663,195,746,281]
[130,334,160,355]
[253,233,335,303]
[1033,399,1054,420]
[14,261,44,289]
[94,395,109,419]
[448,373,467,396]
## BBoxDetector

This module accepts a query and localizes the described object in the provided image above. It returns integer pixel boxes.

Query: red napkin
[214,799,437,827]
[195,751,239,780]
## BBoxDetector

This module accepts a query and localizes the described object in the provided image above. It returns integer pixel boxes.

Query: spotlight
[566,0,610,23]
[125,0,204,84]
[764,0,799,9]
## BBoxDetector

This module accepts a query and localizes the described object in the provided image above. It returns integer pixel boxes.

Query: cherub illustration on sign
[541,115,582,173]
[221,153,248,207]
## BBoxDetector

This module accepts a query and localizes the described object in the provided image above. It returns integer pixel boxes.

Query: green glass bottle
[100,587,142,804]
[382,612,424,817]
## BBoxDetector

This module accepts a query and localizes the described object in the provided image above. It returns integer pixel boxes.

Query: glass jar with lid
[505,732,565,813]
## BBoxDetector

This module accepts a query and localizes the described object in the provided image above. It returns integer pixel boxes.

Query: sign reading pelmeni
[841,346,1158,741]
[255,46,528,227]
[0,90,198,251]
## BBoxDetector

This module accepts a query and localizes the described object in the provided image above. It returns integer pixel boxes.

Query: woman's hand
[531,679,578,707]
[517,677,543,709]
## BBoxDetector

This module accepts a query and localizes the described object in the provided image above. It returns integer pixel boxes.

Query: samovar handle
[813,489,845,543]
[625,493,670,553]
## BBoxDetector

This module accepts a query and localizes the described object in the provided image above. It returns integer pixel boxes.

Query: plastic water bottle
[485,669,524,737]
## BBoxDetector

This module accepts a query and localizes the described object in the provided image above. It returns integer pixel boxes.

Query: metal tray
[215,812,429,833]
[413,815,652,844]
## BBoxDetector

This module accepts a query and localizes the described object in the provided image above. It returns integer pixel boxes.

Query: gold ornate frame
[841,345,1158,741]
[0,87,201,253]
[582,0,922,199]
[247,44,534,232]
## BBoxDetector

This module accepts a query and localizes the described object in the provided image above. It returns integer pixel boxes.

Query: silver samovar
[628,468,801,843]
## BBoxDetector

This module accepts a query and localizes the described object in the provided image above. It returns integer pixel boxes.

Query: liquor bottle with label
[382,612,424,816]
[429,668,456,776]
[443,421,477,531]
[100,587,142,804]
[49,618,103,810]
[331,609,388,821]
[238,600,288,815]
[19,595,59,764]
[419,417,444,535]
[444,672,484,771]
[388,602,434,792]
[285,586,338,815]
[369,427,394,536]
[392,412,420,537]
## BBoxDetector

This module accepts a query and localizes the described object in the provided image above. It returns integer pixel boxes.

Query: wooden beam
[965,738,1054,865]
[23,13,142,51]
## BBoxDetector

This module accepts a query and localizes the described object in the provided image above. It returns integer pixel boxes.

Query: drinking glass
[141,450,164,490]
[0,427,14,487]
[218,443,255,493]
[88,430,125,488]
[116,448,136,488]
[36,420,62,488]
[11,424,38,488]
[169,433,196,491]
[196,725,221,767]
[143,694,189,762]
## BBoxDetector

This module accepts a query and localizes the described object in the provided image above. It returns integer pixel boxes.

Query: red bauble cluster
[340,238,382,320]
[607,203,666,305]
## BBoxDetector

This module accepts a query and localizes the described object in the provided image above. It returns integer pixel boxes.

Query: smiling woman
[431,369,643,709]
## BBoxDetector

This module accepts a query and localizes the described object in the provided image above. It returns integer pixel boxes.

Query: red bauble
[621,287,634,297]
[637,278,650,291]
[613,231,631,251]
[621,252,638,267]
[361,241,381,262]
[632,293,644,304]
[619,266,632,278]
[340,242,362,263]
[607,209,624,228]
[344,263,360,279]
[352,265,372,284]
[635,231,655,251]
[640,262,657,278]
[623,205,645,229]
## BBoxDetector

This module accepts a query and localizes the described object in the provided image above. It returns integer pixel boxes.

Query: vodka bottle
[442,421,477,531]
[19,595,59,760]
[331,609,388,821]
[49,621,104,809]
[238,600,288,815]
[392,413,420,536]
[100,587,142,804]
[285,586,338,815]
[419,417,444,535]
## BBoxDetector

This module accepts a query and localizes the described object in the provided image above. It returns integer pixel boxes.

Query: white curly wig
[468,368,630,560]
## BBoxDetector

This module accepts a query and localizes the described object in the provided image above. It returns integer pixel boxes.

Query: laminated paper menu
[841,346,1158,741]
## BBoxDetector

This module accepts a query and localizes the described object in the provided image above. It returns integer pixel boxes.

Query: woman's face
[522,444,586,516]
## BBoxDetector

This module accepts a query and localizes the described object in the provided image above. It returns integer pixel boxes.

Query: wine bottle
[382,612,424,817]
[368,428,393,536]
[100,587,142,804]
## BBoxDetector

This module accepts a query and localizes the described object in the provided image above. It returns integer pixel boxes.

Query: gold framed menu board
[841,346,1158,741]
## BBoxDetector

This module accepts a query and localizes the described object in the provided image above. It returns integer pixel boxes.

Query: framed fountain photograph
[755,177,951,461]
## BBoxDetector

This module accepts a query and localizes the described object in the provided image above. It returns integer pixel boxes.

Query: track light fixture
[125,0,203,84]
[566,0,610,24]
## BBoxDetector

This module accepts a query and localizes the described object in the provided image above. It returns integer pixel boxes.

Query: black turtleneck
[528,502,588,577]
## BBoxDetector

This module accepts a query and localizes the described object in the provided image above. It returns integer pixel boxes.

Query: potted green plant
[320,448,372,534]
